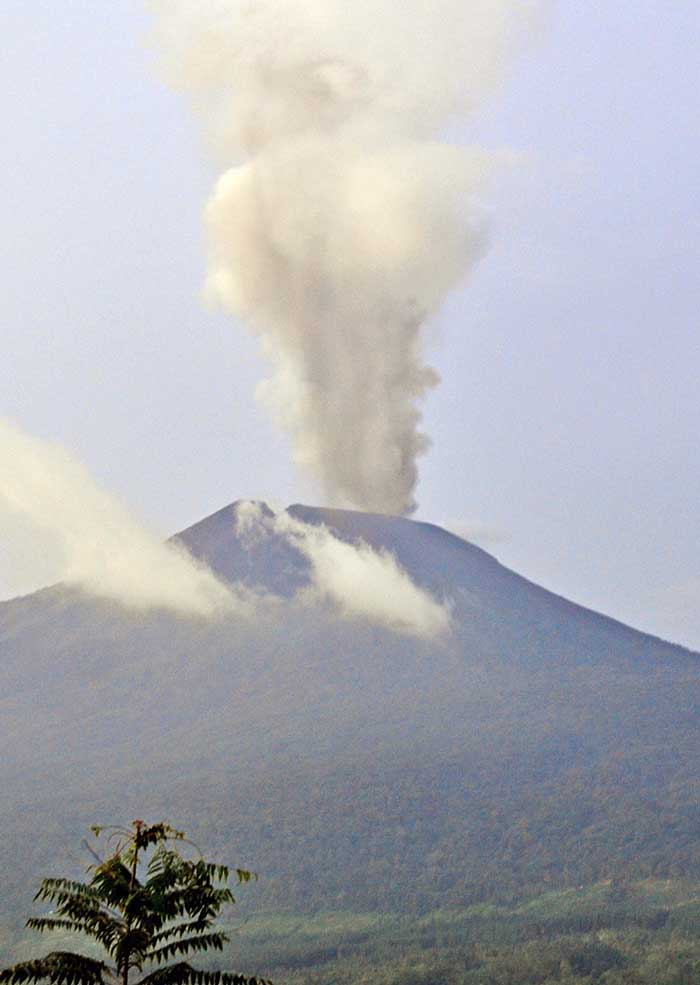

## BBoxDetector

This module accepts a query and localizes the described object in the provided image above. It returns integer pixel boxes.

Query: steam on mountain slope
[1,502,698,925]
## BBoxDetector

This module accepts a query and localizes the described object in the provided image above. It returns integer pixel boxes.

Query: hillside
[1,502,699,929]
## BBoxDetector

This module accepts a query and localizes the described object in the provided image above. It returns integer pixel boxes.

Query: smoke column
[152,0,541,514]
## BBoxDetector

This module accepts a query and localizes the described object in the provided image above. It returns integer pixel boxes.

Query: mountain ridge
[174,500,695,659]
[1,500,699,926]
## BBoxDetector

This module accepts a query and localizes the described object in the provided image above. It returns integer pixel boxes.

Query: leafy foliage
[0,822,270,985]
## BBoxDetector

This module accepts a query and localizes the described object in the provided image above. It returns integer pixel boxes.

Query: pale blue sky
[1,2,699,647]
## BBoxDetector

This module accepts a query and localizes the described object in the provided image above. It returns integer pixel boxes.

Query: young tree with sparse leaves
[0,821,271,985]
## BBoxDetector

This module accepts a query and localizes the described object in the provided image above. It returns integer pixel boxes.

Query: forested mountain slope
[1,502,698,927]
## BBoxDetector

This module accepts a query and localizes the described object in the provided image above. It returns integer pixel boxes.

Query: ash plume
[151,0,542,514]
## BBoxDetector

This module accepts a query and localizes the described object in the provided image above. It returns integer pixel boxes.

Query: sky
[1,1,699,648]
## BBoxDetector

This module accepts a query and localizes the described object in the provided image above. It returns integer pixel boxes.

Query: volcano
[1,502,699,924]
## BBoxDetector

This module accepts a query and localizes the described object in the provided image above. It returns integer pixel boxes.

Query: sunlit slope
[1,502,698,922]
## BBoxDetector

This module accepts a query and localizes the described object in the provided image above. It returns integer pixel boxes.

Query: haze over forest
[2,501,700,982]
[1,5,700,982]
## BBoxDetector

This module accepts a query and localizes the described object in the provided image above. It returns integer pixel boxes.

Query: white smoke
[0,419,244,616]
[234,501,451,639]
[233,498,273,545]
[150,0,543,514]
[0,420,448,634]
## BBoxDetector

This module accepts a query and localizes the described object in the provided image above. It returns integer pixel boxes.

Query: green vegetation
[7,869,700,982]
[0,821,268,985]
[3,560,700,925]
[203,881,700,984]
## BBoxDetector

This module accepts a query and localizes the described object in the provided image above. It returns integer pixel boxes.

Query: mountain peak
[172,499,501,599]
[1,498,698,922]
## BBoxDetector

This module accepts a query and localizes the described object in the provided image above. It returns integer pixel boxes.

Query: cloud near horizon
[0,419,244,617]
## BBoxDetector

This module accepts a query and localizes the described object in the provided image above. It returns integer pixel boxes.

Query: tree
[0,820,271,985]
